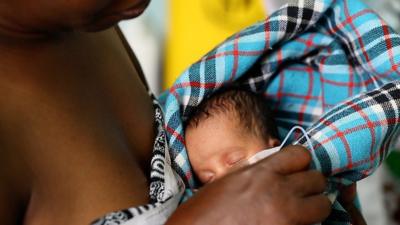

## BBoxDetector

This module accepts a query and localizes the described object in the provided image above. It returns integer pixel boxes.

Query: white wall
[119,0,166,95]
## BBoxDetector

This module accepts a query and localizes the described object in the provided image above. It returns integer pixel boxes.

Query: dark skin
[0,0,363,224]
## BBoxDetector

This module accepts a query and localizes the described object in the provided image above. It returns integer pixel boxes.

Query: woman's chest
[23,68,156,225]
[0,29,157,225]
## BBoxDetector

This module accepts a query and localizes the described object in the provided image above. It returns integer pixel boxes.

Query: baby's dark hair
[186,86,279,140]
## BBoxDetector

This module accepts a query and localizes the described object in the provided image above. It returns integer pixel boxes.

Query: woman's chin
[82,6,146,32]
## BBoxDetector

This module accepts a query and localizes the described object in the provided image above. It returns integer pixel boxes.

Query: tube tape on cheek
[247,126,315,165]
[247,146,281,164]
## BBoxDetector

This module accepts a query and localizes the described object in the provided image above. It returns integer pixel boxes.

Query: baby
[185,87,281,184]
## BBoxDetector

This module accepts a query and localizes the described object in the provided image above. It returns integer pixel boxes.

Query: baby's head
[185,87,280,185]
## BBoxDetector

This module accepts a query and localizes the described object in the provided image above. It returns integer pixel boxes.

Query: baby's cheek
[225,150,264,174]
[227,160,249,174]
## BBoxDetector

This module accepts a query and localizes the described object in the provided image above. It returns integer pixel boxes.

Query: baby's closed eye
[225,151,246,167]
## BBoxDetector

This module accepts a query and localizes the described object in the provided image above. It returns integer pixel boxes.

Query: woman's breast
[13,29,157,225]
[22,71,155,225]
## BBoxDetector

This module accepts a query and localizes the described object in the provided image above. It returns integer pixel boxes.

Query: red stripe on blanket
[324,120,354,169]
[381,19,400,77]
[313,118,399,155]
[230,34,240,81]
[204,50,265,61]
[170,81,222,93]
[165,125,185,145]
[345,101,377,171]
[298,67,315,128]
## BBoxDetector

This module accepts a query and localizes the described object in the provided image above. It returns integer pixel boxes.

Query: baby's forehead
[200,89,249,114]
[186,87,278,140]
[187,98,241,128]
[202,89,257,118]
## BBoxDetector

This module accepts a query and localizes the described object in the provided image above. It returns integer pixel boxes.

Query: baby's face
[185,113,279,185]
[0,0,150,34]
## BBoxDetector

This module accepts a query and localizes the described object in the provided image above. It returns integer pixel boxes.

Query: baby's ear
[268,138,280,147]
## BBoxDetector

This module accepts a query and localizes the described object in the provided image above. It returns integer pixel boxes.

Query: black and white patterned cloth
[91,97,185,225]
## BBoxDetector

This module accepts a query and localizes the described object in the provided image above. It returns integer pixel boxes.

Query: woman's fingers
[261,145,312,175]
[287,170,327,196]
[258,146,331,225]
[298,194,332,225]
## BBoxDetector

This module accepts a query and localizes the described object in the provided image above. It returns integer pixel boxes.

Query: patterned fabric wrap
[159,0,400,223]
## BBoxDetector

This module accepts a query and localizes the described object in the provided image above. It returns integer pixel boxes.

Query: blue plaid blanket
[159,0,400,224]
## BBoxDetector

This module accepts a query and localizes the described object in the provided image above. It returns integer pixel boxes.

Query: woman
[0,0,354,224]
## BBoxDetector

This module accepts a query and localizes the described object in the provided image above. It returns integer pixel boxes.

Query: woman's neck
[0,28,111,75]
[0,31,75,79]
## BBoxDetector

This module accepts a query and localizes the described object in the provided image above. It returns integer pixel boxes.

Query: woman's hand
[167,145,331,225]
